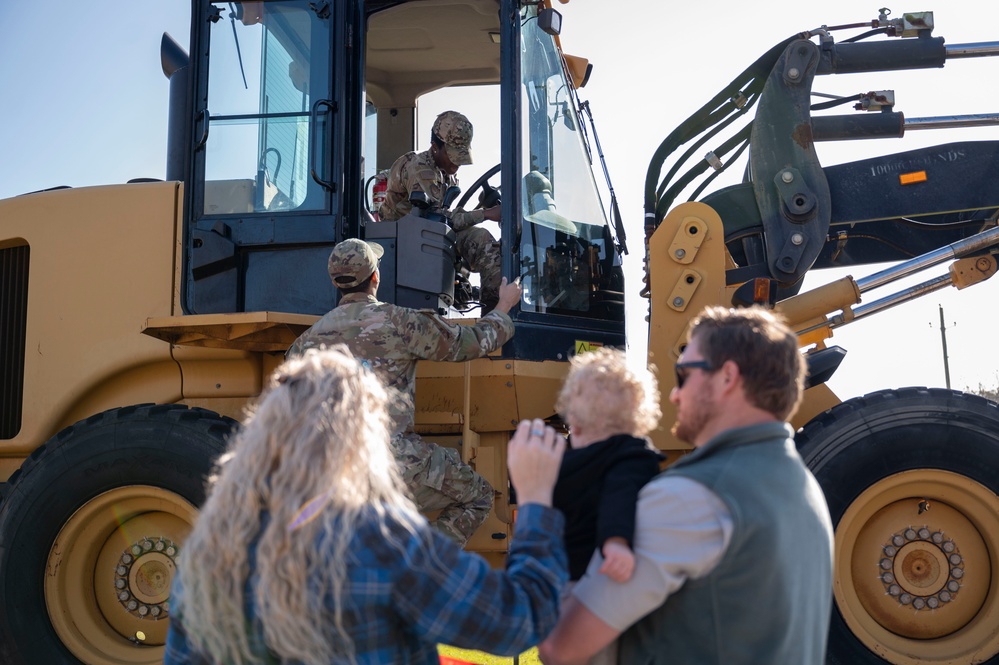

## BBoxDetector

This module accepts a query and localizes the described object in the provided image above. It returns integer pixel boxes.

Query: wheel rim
[835,469,999,664]
[44,486,198,665]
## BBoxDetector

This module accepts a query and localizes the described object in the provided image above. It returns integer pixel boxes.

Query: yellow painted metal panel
[1,183,184,454]
[144,311,318,352]
[792,383,841,430]
[415,357,568,433]
[465,432,514,552]
[646,203,732,453]
[0,459,23,483]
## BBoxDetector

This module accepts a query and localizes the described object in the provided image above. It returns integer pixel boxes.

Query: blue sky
[0,2,190,195]
[3,0,999,401]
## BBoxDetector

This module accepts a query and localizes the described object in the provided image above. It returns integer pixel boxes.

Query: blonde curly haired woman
[164,346,567,665]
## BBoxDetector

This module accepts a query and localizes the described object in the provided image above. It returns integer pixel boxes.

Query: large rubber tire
[796,388,999,665]
[0,404,235,665]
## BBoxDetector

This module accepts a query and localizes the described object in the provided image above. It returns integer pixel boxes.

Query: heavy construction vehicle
[2,2,999,664]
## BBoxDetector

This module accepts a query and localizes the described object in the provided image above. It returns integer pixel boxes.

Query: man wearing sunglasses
[540,306,834,665]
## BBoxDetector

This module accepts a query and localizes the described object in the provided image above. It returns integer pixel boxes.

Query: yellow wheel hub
[44,486,197,665]
[835,469,999,664]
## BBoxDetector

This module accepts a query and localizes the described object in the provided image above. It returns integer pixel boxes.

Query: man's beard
[672,392,713,445]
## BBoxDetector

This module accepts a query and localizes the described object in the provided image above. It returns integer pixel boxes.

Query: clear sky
[2,0,999,403]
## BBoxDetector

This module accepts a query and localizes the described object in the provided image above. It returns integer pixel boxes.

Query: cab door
[185,0,347,315]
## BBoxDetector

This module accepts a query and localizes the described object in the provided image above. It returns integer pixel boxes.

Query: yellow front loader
[2,3,999,665]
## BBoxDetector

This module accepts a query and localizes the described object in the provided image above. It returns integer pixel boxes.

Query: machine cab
[177,0,626,359]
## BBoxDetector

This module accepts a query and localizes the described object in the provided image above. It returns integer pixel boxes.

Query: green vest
[619,422,833,665]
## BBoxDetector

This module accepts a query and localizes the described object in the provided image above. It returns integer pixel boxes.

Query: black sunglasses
[674,360,713,389]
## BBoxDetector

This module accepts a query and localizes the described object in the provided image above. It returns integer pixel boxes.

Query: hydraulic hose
[644,33,803,232]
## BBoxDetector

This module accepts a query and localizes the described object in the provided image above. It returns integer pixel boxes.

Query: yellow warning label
[575,340,604,355]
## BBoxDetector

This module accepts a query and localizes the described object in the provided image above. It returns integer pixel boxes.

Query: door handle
[309,99,336,192]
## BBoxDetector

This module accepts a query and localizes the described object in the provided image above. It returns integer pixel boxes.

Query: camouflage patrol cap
[432,110,473,166]
[327,238,384,289]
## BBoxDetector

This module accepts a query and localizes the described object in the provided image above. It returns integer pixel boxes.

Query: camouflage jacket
[379,149,485,231]
[287,293,515,435]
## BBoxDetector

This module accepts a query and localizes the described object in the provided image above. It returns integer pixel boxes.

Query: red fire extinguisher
[370,170,389,221]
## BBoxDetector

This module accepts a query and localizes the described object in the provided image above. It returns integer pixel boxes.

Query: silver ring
[531,428,545,437]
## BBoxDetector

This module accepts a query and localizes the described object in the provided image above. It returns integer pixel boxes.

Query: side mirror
[538,8,562,36]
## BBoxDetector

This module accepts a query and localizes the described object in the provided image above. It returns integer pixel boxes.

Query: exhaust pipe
[161,33,190,183]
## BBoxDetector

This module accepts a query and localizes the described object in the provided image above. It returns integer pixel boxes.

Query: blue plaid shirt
[164,503,567,664]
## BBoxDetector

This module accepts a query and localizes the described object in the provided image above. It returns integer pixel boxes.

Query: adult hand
[482,205,501,222]
[493,276,523,315]
[599,538,635,583]
[508,418,564,507]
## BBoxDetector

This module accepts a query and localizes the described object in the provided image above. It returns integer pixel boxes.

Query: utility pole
[939,304,951,389]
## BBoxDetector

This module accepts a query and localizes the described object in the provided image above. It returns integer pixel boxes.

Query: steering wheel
[455,163,501,210]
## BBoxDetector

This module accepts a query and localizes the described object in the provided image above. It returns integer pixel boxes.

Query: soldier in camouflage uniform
[379,110,503,313]
[287,238,522,546]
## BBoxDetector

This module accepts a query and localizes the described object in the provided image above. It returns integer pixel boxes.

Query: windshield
[518,5,622,319]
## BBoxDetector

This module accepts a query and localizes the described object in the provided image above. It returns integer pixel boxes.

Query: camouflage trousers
[455,226,501,313]
[391,432,495,546]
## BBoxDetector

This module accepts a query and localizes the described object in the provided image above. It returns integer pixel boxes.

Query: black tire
[0,404,235,665]
[796,388,999,665]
